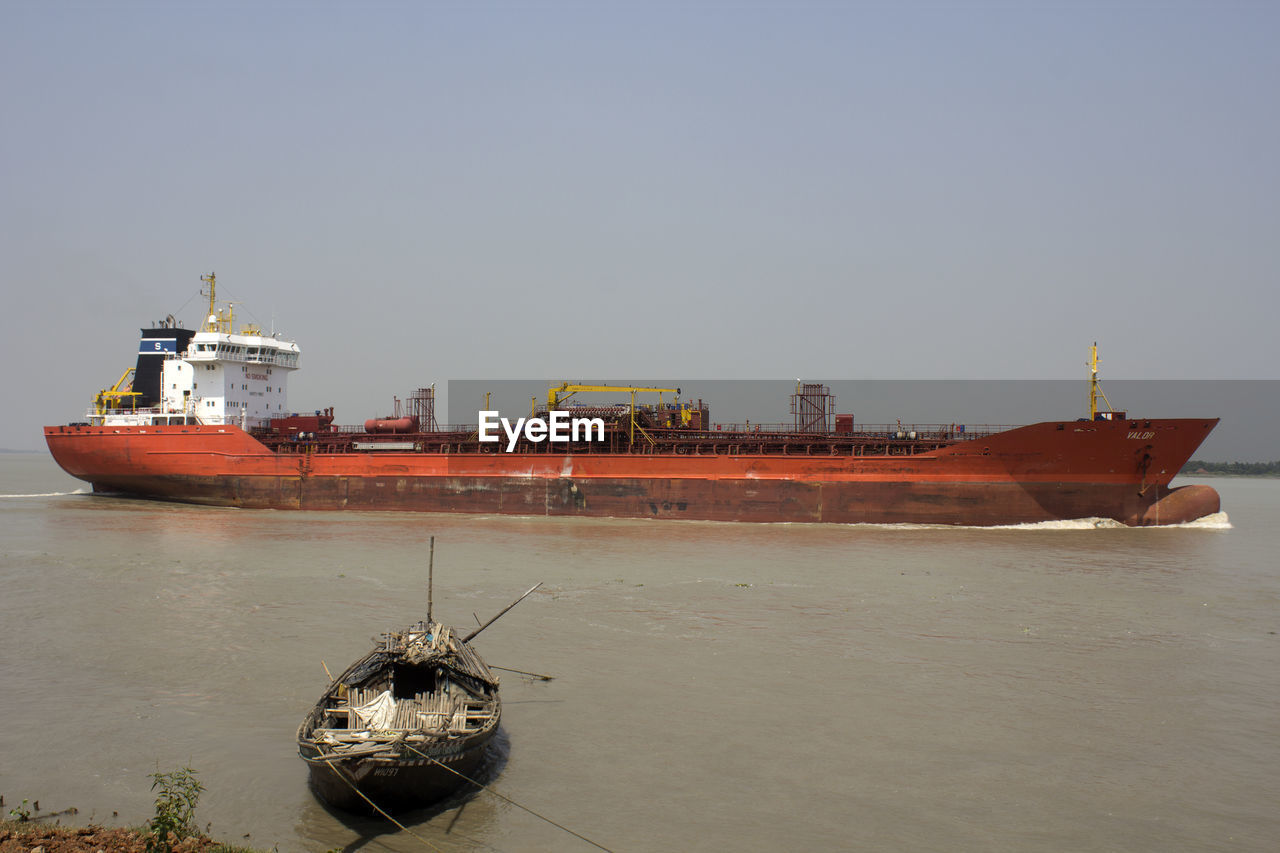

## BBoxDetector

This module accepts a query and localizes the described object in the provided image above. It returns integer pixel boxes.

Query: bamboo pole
[427,535,435,625]
[462,583,542,642]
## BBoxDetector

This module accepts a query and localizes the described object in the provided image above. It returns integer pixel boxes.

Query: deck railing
[321,421,1020,440]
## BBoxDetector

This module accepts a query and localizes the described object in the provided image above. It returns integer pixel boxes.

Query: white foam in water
[1164,511,1233,529]
[839,512,1232,531]
[830,519,1116,531]
[0,489,91,498]
[990,512,1233,531]
[987,517,1128,530]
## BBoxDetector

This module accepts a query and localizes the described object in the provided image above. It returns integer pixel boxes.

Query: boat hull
[300,735,494,814]
[297,619,502,815]
[44,418,1221,526]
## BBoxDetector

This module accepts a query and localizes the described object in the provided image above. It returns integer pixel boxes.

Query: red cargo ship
[44,276,1221,526]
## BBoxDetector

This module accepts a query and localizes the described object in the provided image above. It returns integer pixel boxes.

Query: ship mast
[200,272,234,334]
[201,272,217,331]
[1088,342,1114,420]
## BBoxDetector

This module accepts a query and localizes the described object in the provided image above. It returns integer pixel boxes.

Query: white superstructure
[89,273,300,428]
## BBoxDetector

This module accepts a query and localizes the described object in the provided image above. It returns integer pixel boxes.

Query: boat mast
[427,536,435,625]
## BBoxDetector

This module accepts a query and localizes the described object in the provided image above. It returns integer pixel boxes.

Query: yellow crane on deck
[93,368,141,415]
[536,383,690,446]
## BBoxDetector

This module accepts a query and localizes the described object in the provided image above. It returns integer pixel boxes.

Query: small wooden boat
[297,619,503,813]
[299,537,538,815]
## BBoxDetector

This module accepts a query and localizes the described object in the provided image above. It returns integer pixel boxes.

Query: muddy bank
[0,821,259,853]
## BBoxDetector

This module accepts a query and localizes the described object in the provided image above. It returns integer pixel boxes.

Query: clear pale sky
[3,1,1277,452]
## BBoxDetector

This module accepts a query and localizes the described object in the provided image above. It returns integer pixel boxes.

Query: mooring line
[402,743,615,852]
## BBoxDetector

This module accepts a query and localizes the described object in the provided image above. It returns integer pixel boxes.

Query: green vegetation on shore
[2,767,268,853]
[1185,460,1280,477]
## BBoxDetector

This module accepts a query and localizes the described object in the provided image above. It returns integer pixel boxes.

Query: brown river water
[1,453,1276,852]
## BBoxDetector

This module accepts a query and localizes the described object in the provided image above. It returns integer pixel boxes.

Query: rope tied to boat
[401,741,615,852]
[318,757,446,853]
[316,746,614,852]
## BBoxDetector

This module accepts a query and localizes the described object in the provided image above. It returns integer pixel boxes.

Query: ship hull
[44,418,1221,526]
